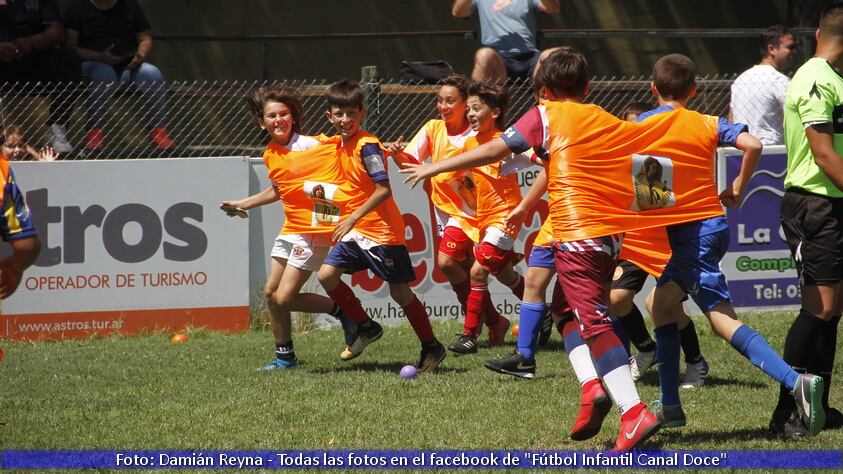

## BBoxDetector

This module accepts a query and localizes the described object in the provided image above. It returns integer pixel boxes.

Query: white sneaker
[680,357,709,389]
[46,124,73,154]
[630,349,657,382]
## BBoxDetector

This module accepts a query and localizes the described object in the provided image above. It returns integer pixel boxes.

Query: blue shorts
[324,241,416,284]
[528,245,555,269]
[498,50,541,79]
[657,228,731,312]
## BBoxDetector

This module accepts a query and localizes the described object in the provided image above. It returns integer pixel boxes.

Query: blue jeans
[81,61,167,132]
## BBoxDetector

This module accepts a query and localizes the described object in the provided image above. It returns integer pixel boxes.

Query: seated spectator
[452,0,560,83]
[730,25,798,145]
[619,101,653,122]
[2,125,59,161]
[64,0,174,151]
[0,0,81,154]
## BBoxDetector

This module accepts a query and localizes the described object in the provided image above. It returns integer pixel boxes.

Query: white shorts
[433,207,467,237]
[482,226,516,251]
[270,233,332,271]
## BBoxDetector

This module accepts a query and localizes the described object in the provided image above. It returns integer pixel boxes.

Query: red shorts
[474,241,515,275]
[552,239,618,340]
[439,226,474,261]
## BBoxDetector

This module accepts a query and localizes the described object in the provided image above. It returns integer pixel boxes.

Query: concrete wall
[61,0,793,81]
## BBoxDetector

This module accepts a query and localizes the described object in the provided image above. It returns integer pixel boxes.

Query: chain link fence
[1,74,738,160]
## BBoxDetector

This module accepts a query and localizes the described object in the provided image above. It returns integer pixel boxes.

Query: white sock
[601,364,641,414]
[568,344,599,385]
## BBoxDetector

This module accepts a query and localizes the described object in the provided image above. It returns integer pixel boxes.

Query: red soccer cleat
[614,403,661,451]
[570,379,612,441]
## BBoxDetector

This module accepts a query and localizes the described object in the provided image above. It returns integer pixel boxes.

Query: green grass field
[2,312,841,470]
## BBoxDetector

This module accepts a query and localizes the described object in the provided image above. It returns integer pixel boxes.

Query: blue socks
[655,323,681,406]
[730,324,799,391]
[517,301,546,361]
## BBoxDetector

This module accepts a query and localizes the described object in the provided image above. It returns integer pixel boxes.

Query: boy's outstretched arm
[332,181,392,242]
[504,166,547,232]
[805,123,843,192]
[400,137,512,188]
[720,131,762,208]
[220,186,280,215]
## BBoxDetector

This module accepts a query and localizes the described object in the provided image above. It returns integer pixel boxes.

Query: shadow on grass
[651,426,779,445]
[635,371,767,389]
[308,362,470,374]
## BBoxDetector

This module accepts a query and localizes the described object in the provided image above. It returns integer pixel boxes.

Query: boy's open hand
[399,162,435,189]
[332,216,358,242]
[503,205,528,233]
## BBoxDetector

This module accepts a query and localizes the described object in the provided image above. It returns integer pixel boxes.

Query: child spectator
[0,143,40,302]
[317,80,447,373]
[64,0,174,151]
[220,86,354,370]
[2,125,59,161]
[0,0,80,154]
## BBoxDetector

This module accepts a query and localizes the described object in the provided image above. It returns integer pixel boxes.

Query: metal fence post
[361,65,380,135]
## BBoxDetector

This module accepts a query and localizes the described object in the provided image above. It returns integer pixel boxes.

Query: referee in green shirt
[776,2,843,438]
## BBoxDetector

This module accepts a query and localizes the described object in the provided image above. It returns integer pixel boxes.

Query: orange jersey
[263,135,346,235]
[506,102,724,243]
[533,217,554,248]
[335,131,406,245]
[619,227,672,278]
[402,119,479,241]
[465,130,522,237]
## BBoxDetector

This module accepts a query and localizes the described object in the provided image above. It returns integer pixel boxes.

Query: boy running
[317,80,447,373]
[447,81,527,354]
[221,86,354,370]
[389,75,509,345]
[642,54,825,436]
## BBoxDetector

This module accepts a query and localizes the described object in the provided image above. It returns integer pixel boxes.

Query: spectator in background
[0,0,80,154]
[452,0,560,83]
[730,25,798,145]
[64,0,174,151]
[2,125,58,161]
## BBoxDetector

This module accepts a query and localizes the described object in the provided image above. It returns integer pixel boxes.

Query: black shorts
[611,259,649,292]
[498,50,541,79]
[780,187,843,286]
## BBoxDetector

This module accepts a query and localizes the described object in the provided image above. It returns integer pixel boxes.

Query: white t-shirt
[730,64,790,145]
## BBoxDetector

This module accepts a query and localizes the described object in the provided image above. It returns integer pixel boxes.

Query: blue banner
[1,450,841,469]
[719,146,800,308]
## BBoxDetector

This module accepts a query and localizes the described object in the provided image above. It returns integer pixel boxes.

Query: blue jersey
[1,167,37,241]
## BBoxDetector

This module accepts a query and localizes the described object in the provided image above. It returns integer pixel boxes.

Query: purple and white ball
[400,365,417,379]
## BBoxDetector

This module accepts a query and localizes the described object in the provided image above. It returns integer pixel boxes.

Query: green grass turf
[2,312,840,458]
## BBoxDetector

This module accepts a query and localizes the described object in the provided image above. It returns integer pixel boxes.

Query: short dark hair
[439,74,471,100]
[246,86,304,134]
[760,25,792,59]
[619,101,652,121]
[1,124,25,147]
[652,53,696,101]
[820,2,843,37]
[534,47,589,99]
[467,81,509,129]
[326,79,365,110]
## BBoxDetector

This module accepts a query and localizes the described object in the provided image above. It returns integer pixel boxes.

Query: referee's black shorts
[780,187,843,286]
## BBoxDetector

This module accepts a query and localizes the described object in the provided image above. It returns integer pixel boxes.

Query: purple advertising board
[717,145,800,308]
